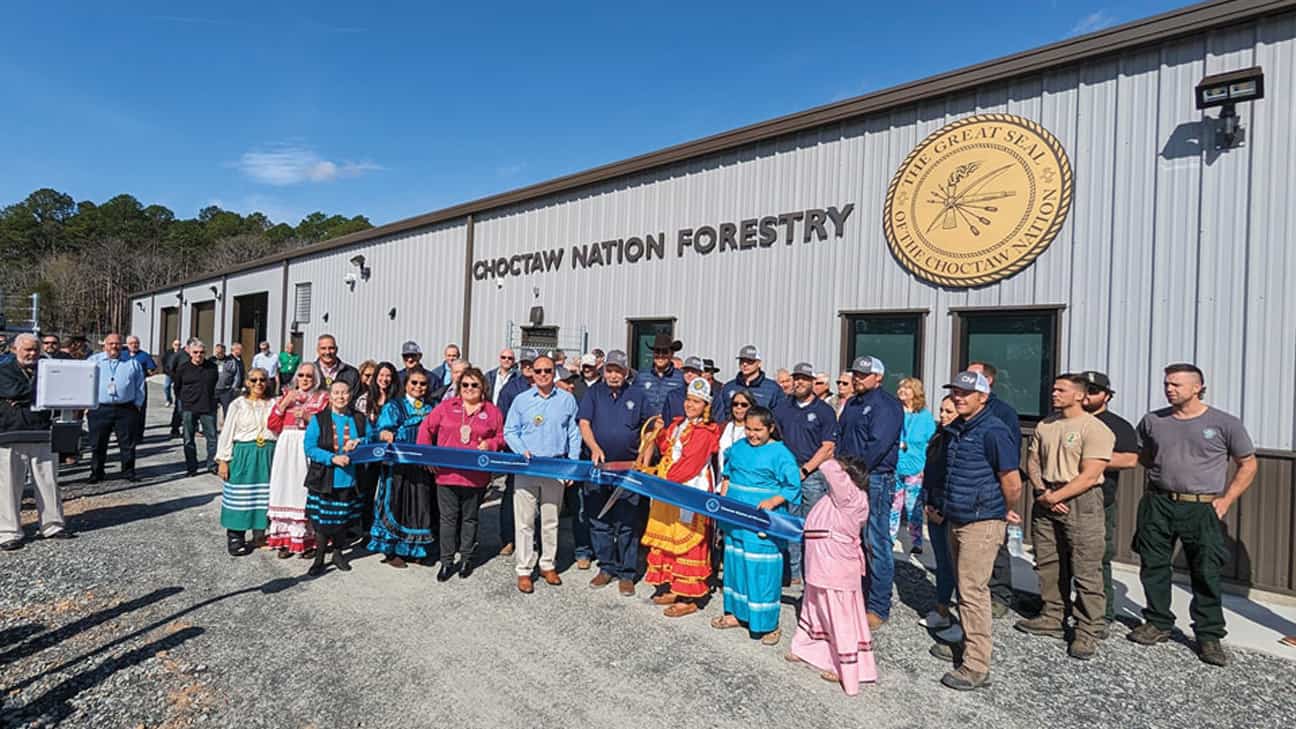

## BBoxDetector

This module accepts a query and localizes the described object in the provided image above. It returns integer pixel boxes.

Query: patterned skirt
[643,501,711,599]
[722,527,784,634]
[367,464,436,559]
[306,489,362,541]
[220,440,275,532]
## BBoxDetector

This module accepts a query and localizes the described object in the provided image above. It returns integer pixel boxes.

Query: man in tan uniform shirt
[1018,373,1114,660]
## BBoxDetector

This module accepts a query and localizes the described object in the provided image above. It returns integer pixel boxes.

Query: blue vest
[941,408,1018,524]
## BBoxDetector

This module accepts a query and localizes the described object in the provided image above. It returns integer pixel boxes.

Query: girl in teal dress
[711,406,802,644]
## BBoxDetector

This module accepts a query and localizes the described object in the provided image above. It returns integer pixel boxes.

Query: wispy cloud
[235,144,382,186]
[207,196,305,226]
[1070,10,1117,36]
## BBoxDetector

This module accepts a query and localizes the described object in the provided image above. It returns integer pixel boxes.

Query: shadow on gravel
[12,626,205,726]
[0,587,185,669]
[70,493,218,533]
[0,624,46,648]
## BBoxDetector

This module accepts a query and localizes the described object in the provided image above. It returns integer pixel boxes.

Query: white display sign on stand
[35,359,100,410]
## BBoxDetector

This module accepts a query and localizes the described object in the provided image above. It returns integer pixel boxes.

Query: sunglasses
[532,368,554,374]
[500,355,515,361]
[732,401,752,409]
[248,378,267,383]
[460,382,482,390]
[409,381,430,387]
[297,373,313,378]
[403,354,420,360]
[837,380,851,386]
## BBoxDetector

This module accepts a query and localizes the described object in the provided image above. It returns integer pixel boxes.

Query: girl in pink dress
[786,457,877,695]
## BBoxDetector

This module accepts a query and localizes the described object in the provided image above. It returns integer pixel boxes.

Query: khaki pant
[951,518,1006,675]
[1,443,64,542]
[513,475,564,576]
[1033,487,1107,640]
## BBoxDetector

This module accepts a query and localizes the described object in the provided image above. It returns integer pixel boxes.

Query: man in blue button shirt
[773,361,838,584]
[88,333,146,483]
[578,350,647,596]
[503,355,581,594]
[835,355,903,629]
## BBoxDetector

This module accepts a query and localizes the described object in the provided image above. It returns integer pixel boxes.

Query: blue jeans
[181,411,217,473]
[566,483,593,560]
[163,375,173,405]
[861,472,895,618]
[788,470,828,580]
[927,516,957,606]
[582,483,640,580]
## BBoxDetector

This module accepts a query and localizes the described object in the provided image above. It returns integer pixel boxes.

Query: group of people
[0,327,1263,695]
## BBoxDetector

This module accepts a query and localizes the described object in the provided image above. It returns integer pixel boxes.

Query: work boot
[1097,619,1113,640]
[307,545,328,577]
[1198,640,1229,667]
[991,600,1011,619]
[1068,636,1098,661]
[941,666,989,691]
[437,562,457,582]
[1014,615,1066,639]
[332,541,351,572]
[1127,622,1172,646]
[928,642,963,665]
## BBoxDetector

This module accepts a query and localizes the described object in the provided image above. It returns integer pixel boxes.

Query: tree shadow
[0,587,185,669]
[13,626,205,726]
[0,624,46,649]
[69,493,218,534]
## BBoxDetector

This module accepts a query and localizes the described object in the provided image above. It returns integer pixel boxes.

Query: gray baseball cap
[604,350,629,370]
[736,344,763,361]
[401,340,421,356]
[519,347,540,363]
[944,370,991,394]
[791,362,815,378]
[682,355,705,372]
[850,355,885,376]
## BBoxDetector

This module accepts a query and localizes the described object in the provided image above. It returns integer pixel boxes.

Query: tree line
[0,188,371,339]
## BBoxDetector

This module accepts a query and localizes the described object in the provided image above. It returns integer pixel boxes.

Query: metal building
[133,0,1296,593]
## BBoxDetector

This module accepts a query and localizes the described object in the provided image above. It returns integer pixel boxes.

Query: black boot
[458,558,475,579]
[332,539,352,572]
[307,542,328,576]
[226,530,250,557]
[437,561,457,582]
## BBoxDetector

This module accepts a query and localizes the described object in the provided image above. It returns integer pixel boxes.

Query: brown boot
[540,569,562,586]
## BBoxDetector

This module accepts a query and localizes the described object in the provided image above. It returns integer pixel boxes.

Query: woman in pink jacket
[785,456,877,695]
[417,366,504,582]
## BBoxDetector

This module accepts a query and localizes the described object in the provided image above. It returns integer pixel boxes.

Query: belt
[1151,487,1216,503]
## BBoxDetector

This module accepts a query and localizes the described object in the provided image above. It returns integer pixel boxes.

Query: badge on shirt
[626,401,636,410]
[414,400,424,410]
[1202,427,1218,440]
[862,405,872,416]
[478,411,488,420]
[1065,432,1079,444]
[807,412,817,422]
[533,414,545,426]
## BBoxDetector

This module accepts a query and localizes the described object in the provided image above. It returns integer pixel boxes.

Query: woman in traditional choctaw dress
[266,362,328,558]
[215,368,276,556]
[785,457,877,695]
[303,380,370,576]
[639,378,721,617]
[710,405,801,645]
[368,369,436,567]
[417,367,504,581]
[353,362,399,534]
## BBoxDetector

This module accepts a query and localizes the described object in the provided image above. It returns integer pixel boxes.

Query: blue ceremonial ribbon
[350,443,804,542]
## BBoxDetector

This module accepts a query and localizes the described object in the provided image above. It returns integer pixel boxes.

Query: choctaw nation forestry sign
[471,205,854,281]
[883,114,1073,288]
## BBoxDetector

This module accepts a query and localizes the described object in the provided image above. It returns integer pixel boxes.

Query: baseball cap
[604,350,629,370]
[791,362,815,378]
[736,344,763,361]
[579,353,597,368]
[1079,370,1114,394]
[682,355,705,372]
[944,370,991,394]
[850,355,885,376]
[401,340,421,356]
[592,348,606,358]
[519,347,540,363]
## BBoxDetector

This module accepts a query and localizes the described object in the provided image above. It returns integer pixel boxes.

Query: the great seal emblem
[883,113,1073,288]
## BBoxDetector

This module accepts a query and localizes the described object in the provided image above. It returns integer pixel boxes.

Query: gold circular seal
[883,114,1073,287]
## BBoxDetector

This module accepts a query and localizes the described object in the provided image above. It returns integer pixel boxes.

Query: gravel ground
[2,403,1293,729]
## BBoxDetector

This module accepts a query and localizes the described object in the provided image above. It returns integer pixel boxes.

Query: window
[627,318,675,373]
[842,312,925,394]
[293,283,312,325]
[954,308,1060,419]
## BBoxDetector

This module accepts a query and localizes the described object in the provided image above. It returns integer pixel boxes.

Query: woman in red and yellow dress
[639,378,721,617]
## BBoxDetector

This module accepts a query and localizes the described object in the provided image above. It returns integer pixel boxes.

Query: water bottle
[1007,525,1024,558]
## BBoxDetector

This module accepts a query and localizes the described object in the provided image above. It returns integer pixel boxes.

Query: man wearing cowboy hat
[631,333,685,421]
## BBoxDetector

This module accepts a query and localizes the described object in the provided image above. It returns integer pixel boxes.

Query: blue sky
[0,1,1189,227]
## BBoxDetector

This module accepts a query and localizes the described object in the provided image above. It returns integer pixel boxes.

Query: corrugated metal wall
[468,12,1296,449]
[285,220,467,366]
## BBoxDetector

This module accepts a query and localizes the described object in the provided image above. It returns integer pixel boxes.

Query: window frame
[838,309,928,390]
[950,305,1064,422]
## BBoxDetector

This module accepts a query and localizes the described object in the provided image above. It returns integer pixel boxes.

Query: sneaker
[928,642,957,662]
[1127,622,1172,646]
[1198,639,1229,667]
[941,666,989,691]
[991,600,1011,619]
[1014,616,1066,639]
[1068,637,1098,661]
[920,609,953,630]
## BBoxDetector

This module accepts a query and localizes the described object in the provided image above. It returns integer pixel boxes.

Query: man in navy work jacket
[967,361,1023,617]
[773,361,838,584]
[933,369,1023,692]
[577,350,646,597]
[834,355,902,629]
[714,344,785,424]
[502,354,581,594]
[631,333,684,421]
